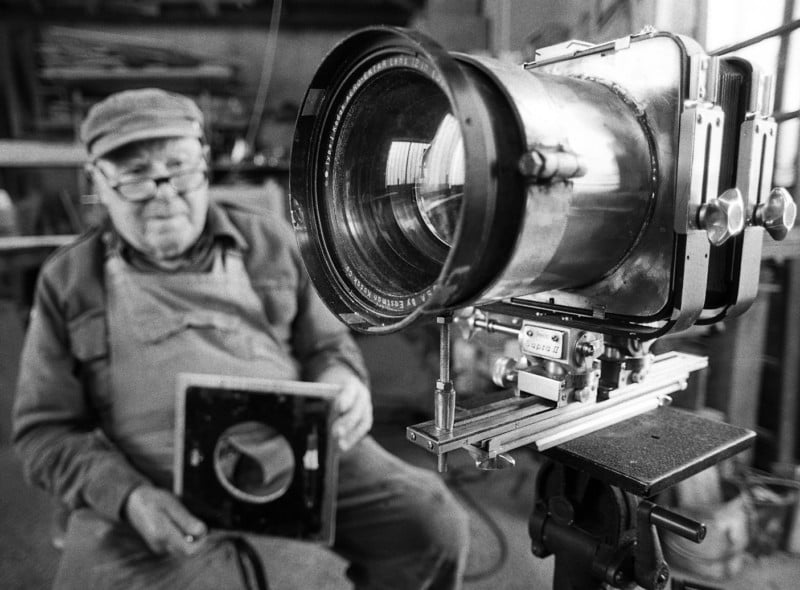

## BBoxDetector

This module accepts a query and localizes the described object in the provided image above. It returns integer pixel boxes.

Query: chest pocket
[68,309,108,362]
[132,309,240,345]
[251,276,297,349]
[67,309,111,414]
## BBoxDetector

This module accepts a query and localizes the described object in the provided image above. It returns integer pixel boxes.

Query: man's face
[93,137,209,261]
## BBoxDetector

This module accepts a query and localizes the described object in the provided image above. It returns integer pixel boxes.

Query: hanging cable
[709,19,800,56]
[244,0,283,153]
[445,468,510,582]
[225,535,270,590]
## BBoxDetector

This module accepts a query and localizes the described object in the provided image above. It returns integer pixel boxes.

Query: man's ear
[84,162,109,205]
[83,163,97,191]
[202,143,211,162]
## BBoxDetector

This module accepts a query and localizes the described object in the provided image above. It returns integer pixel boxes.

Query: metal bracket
[407,351,708,462]
[737,114,777,215]
[675,102,725,232]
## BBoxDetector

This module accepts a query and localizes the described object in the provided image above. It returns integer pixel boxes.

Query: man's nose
[151,176,179,200]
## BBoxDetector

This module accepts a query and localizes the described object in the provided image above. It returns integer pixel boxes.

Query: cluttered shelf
[22,25,248,136]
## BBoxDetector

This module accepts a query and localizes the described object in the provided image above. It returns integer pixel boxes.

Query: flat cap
[80,88,204,159]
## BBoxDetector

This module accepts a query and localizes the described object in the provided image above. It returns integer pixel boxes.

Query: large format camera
[290,25,795,590]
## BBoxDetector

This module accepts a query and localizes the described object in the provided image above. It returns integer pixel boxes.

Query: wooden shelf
[0,140,85,167]
[212,161,288,173]
[40,65,237,93]
[0,235,77,252]
[0,234,78,272]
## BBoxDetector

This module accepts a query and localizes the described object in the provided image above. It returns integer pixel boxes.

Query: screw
[409,432,416,441]
[189,448,203,467]
[427,441,434,449]
[518,151,545,176]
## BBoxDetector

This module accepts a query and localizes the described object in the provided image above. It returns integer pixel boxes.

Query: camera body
[484,33,753,332]
[291,26,795,466]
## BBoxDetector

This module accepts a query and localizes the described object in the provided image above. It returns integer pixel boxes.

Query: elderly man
[13,88,469,589]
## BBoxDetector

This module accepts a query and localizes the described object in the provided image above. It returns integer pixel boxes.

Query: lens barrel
[292,27,656,333]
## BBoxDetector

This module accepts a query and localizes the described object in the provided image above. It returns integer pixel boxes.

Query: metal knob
[492,356,518,388]
[518,147,586,180]
[697,187,745,246]
[754,187,797,241]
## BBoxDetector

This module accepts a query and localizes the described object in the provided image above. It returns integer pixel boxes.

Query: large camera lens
[292,27,657,333]
[327,67,462,292]
[293,28,526,332]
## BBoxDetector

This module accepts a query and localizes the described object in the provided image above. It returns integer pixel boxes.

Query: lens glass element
[324,63,464,310]
[412,113,463,246]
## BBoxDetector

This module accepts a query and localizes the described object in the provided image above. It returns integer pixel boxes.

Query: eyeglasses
[96,164,208,202]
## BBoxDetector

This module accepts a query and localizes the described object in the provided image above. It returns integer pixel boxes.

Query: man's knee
[403,470,470,556]
[339,469,470,590]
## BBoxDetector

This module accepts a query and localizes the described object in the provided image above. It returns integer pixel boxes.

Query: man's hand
[318,366,373,452]
[124,485,207,556]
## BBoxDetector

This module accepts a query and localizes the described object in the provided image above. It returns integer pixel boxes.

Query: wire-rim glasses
[96,164,208,202]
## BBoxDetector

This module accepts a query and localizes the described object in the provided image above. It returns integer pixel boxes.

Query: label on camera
[520,324,566,360]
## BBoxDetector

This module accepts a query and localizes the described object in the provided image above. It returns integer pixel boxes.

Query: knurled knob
[492,356,518,388]
[755,187,797,241]
[698,187,745,246]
